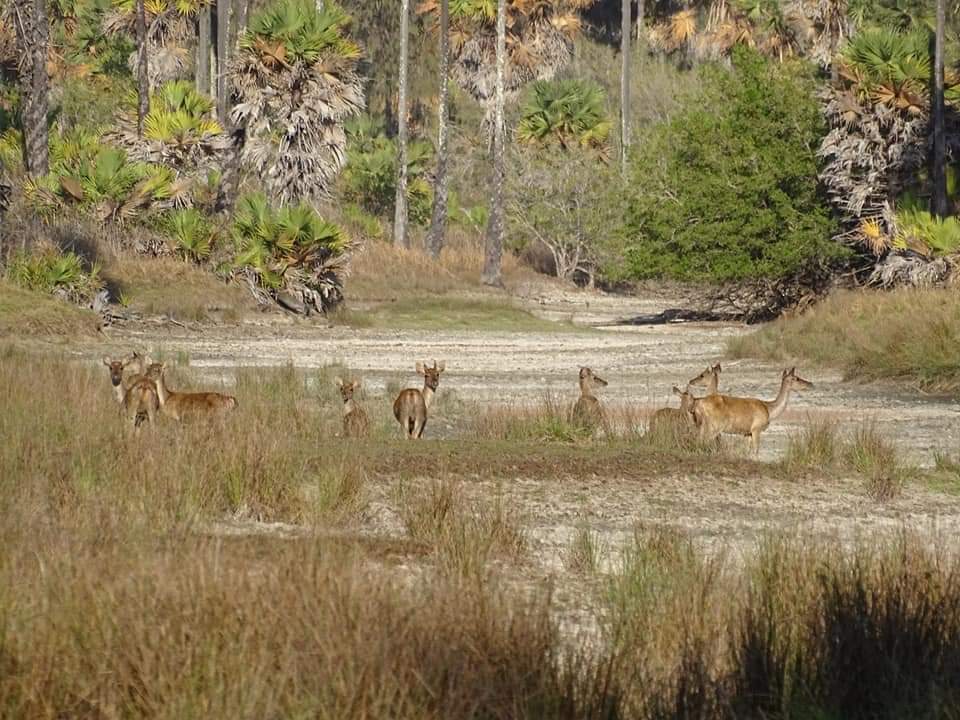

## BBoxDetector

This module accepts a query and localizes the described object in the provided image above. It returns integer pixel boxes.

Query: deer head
[578,367,608,392]
[672,385,695,413]
[335,377,362,403]
[688,363,721,390]
[782,367,813,391]
[416,360,445,391]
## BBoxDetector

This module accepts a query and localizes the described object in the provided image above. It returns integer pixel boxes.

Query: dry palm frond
[858,217,889,255]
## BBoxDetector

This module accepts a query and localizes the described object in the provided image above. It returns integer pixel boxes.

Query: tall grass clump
[728,288,960,393]
[398,479,527,577]
[566,525,607,574]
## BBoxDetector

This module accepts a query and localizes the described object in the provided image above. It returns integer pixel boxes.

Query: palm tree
[426,0,450,259]
[516,79,611,150]
[135,0,150,136]
[933,0,948,217]
[482,0,506,287]
[393,0,410,248]
[197,1,211,93]
[104,0,201,87]
[620,0,630,175]
[13,0,49,177]
[228,0,365,205]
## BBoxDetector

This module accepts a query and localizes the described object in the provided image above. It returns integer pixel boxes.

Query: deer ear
[438,361,445,373]
[102,356,111,367]
[352,380,361,391]
[335,377,343,388]
[415,362,425,375]
[672,385,682,395]
[714,363,722,372]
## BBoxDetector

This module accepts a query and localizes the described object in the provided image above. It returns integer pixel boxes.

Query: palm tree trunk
[620,0,631,176]
[932,0,948,217]
[635,0,644,51]
[135,0,150,137]
[393,0,410,248]
[13,0,49,177]
[482,0,506,287]
[426,0,450,260]
[216,0,231,123]
[197,2,211,94]
[230,0,249,53]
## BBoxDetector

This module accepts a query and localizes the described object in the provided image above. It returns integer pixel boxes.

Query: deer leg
[750,430,761,456]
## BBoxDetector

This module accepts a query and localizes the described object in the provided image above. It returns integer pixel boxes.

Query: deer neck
[422,384,436,409]
[155,375,171,406]
[763,378,792,421]
[707,374,718,395]
[112,383,125,404]
[579,379,595,399]
[342,398,357,417]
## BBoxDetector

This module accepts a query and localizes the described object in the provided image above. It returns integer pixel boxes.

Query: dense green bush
[7,244,104,304]
[620,48,846,283]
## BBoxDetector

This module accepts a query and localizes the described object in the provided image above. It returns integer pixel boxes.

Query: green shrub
[341,116,433,224]
[619,48,845,283]
[165,208,215,261]
[7,245,104,304]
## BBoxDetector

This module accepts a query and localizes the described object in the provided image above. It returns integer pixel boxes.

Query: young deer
[153,363,238,422]
[123,365,161,430]
[336,378,369,438]
[393,361,445,439]
[648,385,696,434]
[694,367,813,455]
[572,367,608,430]
[102,352,149,405]
[688,363,722,396]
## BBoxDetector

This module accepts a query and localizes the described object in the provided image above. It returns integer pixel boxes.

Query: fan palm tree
[393,0,410,248]
[425,0,450,259]
[417,0,597,131]
[620,0,630,175]
[13,0,49,177]
[516,79,611,150]
[228,0,365,205]
[107,80,229,170]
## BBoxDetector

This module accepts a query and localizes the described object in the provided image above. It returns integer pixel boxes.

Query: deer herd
[102,351,811,455]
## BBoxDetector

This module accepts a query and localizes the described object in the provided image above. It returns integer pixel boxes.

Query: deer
[102,352,149,405]
[151,362,238,422]
[393,361,445,439]
[648,385,697,435]
[572,367,608,431]
[336,378,369,438]
[123,364,161,430]
[687,363,722,396]
[694,367,813,455]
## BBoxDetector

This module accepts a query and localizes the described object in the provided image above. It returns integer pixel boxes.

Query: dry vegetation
[0,281,101,338]
[729,288,960,393]
[2,347,960,718]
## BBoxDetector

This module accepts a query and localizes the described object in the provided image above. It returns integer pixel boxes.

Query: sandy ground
[96,288,960,575]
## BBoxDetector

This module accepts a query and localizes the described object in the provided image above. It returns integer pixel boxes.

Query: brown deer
[152,363,238,422]
[648,385,697,435]
[687,363,722,396]
[393,361,445,439]
[572,367,608,431]
[123,364,161,430]
[694,367,813,455]
[102,352,149,405]
[336,378,369,438]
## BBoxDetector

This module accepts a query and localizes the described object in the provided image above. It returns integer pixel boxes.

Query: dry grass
[783,417,907,500]
[105,255,255,323]
[2,347,960,718]
[729,288,960,393]
[0,280,101,338]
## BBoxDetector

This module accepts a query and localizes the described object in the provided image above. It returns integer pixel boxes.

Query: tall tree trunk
[932,0,948,217]
[393,0,410,248]
[634,0,644,51]
[230,0,249,53]
[426,0,450,260]
[14,0,49,177]
[620,0,631,176]
[135,0,150,137]
[216,0,231,123]
[482,0,506,287]
[197,2,211,94]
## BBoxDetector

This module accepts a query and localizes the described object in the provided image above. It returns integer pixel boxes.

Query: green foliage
[840,28,931,107]
[621,48,845,283]
[165,208,215,261]
[243,0,360,65]
[233,193,349,290]
[141,81,223,142]
[894,206,960,255]
[23,129,177,220]
[341,118,434,225]
[516,79,611,149]
[7,245,104,303]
